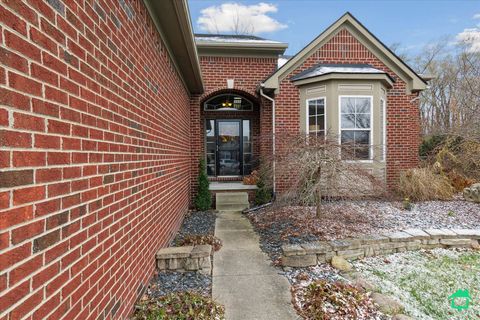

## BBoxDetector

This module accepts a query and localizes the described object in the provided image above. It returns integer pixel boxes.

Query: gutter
[143,0,204,94]
[259,85,276,196]
[195,41,288,51]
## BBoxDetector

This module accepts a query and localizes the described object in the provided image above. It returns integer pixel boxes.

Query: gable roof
[262,12,427,93]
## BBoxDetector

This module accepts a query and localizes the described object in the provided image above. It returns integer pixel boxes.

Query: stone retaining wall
[281,229,480,267]
[156,244,212,274]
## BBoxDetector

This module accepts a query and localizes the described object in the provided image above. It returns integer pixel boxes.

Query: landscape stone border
[156,244,212,274]
[281,229,480,267]
[464,183,480,203]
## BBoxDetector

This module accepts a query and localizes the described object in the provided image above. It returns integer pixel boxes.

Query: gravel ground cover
[146,272,212,297]
[172,210,216,244]
[246,199,480,261]
[145,211,217,298]
[283,264,344,286]
[352,248,480,320]
[132,211,223,319]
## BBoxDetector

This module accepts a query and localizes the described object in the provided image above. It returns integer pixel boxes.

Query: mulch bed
[246,198,480,262]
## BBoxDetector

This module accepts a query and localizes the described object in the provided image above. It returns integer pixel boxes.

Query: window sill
[343,159,374,164]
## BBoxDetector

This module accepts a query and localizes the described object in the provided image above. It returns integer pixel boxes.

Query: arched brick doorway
[200,90,261,180]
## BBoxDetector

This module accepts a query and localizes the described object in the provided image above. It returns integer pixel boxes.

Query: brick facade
[0,0,192,319]
[274,28,420,191]
[1,3,422,319]
[190,28,420,195]
[190,56,277,199]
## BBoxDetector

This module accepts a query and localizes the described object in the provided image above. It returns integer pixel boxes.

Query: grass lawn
[353,249,480,320]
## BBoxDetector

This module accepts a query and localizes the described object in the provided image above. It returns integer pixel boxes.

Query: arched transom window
[204,94,253,111]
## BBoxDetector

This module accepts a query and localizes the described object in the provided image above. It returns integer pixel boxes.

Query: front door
[217,120,241,176]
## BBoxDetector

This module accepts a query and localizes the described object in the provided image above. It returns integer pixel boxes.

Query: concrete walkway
[212,211,298,320]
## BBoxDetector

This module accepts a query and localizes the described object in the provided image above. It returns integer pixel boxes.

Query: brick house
[0,0,426,319]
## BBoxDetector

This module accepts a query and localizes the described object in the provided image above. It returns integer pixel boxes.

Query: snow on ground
[247,199,480,262]
[352,248,480,320]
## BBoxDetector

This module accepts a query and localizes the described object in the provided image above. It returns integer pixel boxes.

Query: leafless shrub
[420,134,480,192]
[433,135,480,180]
[176,234,222,252]
[268,133,385,217]
[292,280,382,320]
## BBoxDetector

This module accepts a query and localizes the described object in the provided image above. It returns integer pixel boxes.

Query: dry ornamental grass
[397,167,454,201]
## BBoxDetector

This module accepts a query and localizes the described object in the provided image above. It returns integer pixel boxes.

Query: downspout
[259,85,276,196]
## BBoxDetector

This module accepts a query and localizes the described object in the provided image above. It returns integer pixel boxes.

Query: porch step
[216,203,250,211]
[216,192,249,211]
[216,192,248,204]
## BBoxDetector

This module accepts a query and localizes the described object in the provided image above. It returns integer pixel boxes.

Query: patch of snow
[352,248,480,319]
[293,65,385,80]
[278,57,289,68]
[195,36,282,44]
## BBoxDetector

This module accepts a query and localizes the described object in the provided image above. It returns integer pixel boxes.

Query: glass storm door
[217,120,241,176]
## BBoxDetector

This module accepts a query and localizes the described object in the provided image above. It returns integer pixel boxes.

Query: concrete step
[216,211,244,220]
[216,192,248,205]
[216,203,249,211]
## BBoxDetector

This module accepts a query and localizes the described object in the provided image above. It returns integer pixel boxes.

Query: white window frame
[338,95,373,162]
[381,98,386,162]
[305,97,327,136]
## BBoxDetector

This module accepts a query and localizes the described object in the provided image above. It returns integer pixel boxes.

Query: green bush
[195,160,212,211]
[255,178,272,206]
[419,134,447,158]
[133,292,225,320]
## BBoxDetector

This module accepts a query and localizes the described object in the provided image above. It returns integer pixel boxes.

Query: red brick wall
[0,0,191,319]
[275,28,420,191]
[190,56,277,199]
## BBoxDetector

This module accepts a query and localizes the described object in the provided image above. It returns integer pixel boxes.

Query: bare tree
[410,40,480,136]
[204,8,255,35]
[270,133,385,217]
[389,42,411,62]
[231,9,254,35]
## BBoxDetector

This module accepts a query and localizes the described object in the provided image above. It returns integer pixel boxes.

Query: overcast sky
[188,0,480,56]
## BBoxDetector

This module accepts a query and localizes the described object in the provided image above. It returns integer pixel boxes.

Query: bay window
[307,98,325,136]
[340,96,372,160]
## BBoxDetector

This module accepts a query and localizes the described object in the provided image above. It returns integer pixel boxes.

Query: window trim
[242,119,253,175]
[305,96,327,136]
[338,95,373,162]
[205,119,217,176]
[381,98,386,162]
